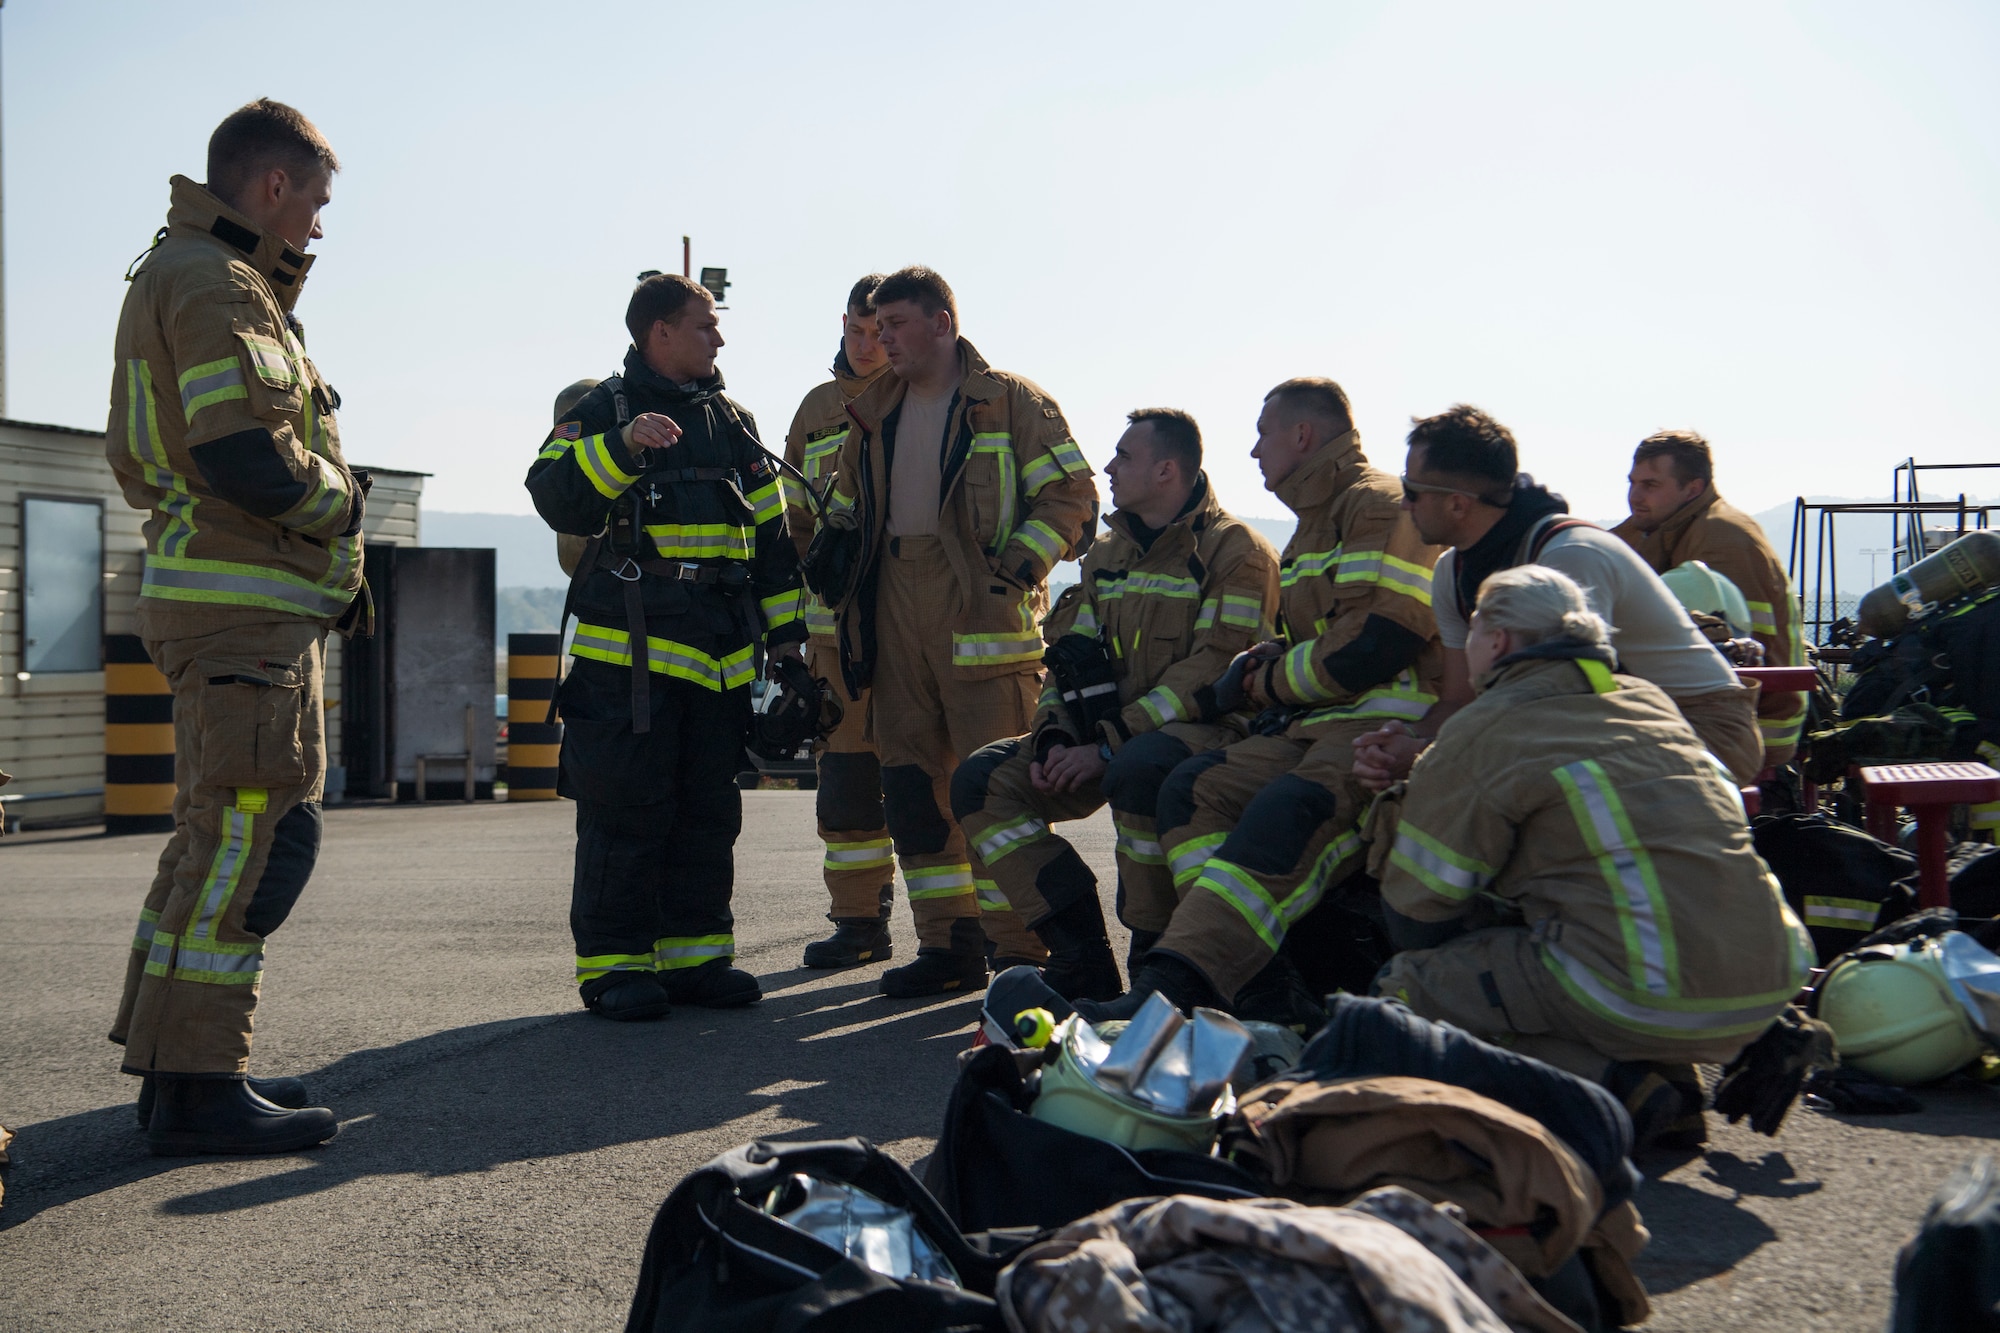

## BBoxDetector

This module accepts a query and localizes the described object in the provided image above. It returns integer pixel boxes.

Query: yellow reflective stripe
[177,356,248,422]
[952,632,1044,666]
[130,907,163,953]
[1021,451,1064,496]
[972,813,1048,864]
[824,837,894,871]
[575,952,656,983]
[1281,640,1338,704]
[1577,659,1618,694]
[1169,830,1228,887]
[746,479,785,526]
[1011,519,1064,567]
[654,934,734,969]
[1136,686,1186,728]
[975,878,1012,912]
[1540,941,1796,1040]
[188,805,255,946]
[1803,895,1880,929]
[142,553,355,617]
[569,623,756,691]
[905,863,976,900]
[805,598,837,637]
[1219,592,1265,629]
[1115,818,1166,865]
[1048,439,1088,476]
[237,331,297,387]
[172,936,265,985]
[1297,674,1437,726]
[761,588,803,628]
[1389,821,1498,902]
[1096,570,1202,601]
[646,523,752,561]
[575,433,640,499]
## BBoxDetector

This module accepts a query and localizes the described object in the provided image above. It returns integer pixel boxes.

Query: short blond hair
[1472,565,1611,650]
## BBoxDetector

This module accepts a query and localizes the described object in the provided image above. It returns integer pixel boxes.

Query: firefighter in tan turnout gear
[951,409,1281,1000]
[1611,430,1806,766]
[1079,379,1444,1026]
[821,266,1098,997]
[1373,564,1812,1147]
[105,101,360,1155]
[781,275,904,969]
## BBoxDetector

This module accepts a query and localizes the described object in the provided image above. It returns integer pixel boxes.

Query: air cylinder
[1857,531,2000,637]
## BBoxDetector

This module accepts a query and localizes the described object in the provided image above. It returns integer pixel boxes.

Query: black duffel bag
[624,1137,1037,1333]
[923,1043,1263,1233]
[1752,813,1918,965]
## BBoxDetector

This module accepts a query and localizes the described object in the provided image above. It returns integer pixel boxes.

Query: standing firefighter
[782,275,902,970]
[527,274,805,1021]
[1611,430,1805,766]
[106,100,359,1155]
[820,266,1098,997]
[952,409,1280,999]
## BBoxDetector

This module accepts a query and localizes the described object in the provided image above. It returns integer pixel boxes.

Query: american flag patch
[550,421,582,441]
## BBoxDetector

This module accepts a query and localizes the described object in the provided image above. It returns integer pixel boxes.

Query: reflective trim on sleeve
[1745,599,1779,637]
[128,359,200,558]
[1048,439,1089,476]
[972,812,1049,864]
[1011,519,1065,568]
[1281,640,1339,704]
[1553,757,1679,998]
[805,599,837,639]
[177,356,248,423]
[1022,449,1065,497]
[761,588,803,630]
[1388,822,1497,902]
[1195,597,1218,631]
[1219,592,1265,629]
[746,479,785,527]
[1136,686,1186,728]
[803,430,847,478]
[904,862,976,900]
[575,433,641,499]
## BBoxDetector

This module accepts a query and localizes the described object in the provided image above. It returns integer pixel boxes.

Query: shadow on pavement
[1630,1173,1782,1294]
[1700,1150,1823,1199]
[0,975,982,1230]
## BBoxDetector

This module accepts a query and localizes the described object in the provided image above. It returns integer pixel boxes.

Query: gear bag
[623,1137,1039,1333]
[1752,813,1919,965]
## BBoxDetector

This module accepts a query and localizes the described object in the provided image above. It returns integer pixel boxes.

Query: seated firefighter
[1079,378,1445,1024]
[951,408,1281,1001]
[1372,564,1812,1145]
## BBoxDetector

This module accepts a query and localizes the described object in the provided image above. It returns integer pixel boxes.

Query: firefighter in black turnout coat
[527,274,806,1020]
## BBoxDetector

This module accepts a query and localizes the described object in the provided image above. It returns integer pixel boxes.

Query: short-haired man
[1081,380,1444,1022]
[1354,405,1762,792]
[782,275,905,969]
[822,266,1098,996]
[527,273,805,1020]
[106,99,357,1153]
[951,410,1280,999]
[1611,430,1805,766]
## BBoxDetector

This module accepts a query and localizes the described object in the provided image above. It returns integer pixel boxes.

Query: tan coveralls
[1612,490,1806,765]
[1154,433,1443,1000]
[952,478,1280,931]
[105,177,364,1075]
[782,354,900,921]
[826,339,1098,955]
[1375,654,1812,1079]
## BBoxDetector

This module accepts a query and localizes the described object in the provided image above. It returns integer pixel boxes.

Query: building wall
[0,420,422,827]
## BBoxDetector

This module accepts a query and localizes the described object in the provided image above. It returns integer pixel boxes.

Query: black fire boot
[803,916,894,969]
[582,971,673,1022]
[881,917,989,998]
[1126,928,1163,976]
[146,1076,339,1157]
[137,1073,310,1129]
[663,958,762,1008]
[1033,896,1124,1003]
[1608,1060,1708,1153]
[1230,955,1329,1034]
[1073,952,1221,1022]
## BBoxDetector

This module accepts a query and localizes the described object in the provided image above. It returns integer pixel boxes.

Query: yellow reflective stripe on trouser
[1540,941,1797,1041]
[142,554,355,617]
[1115,819,1166,866]
[825,837,894,872]
[177,355,248,422]
[1972,801,2000,832]
[1169,830,1228,887]
[570,623,756,691]
[172,937,265,985]
[976,878,1011,912]
[163,802,267,985]
[655,934,734,970]
[971,812,1049,864]
[576,433,640,499]
[1297,677,1438,726]
[575,951,656,983]
[1191,830,1363,952]
[1803,895,1880,929]
[905,863,976,900]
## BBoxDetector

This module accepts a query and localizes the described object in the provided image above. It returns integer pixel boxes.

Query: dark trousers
[557,659,749,991]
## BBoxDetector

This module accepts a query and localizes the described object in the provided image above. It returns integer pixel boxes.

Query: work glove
[1711,1004,1838,1136]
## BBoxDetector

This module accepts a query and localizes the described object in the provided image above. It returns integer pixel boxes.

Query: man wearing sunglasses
[1352,405,1761,793]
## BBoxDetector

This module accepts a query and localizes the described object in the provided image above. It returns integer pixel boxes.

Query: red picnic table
[1858,762,2000,908]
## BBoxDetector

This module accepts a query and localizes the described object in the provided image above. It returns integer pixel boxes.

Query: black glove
[1711,1005,1838,1136]
[1802,1065,1923,1115]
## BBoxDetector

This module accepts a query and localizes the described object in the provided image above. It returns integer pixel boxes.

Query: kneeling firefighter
[527,273,806,1021]
[951,408,1280,999]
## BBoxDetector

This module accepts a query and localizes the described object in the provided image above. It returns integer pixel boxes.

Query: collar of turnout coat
[619,346,728,406]
[1101,471,1221,551]
[164,175,314,314]
[1630,484,1722,567]
[1474,639,1617,695]
[1271,428,1366,517]
[845,336,1007,429]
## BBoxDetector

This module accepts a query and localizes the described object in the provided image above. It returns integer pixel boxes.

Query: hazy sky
[9,1,1998,523]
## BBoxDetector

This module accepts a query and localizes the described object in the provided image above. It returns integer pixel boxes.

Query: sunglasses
[1399,475,1487,504]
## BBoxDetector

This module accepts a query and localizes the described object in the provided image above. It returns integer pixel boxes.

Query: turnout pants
[809,638,896,922]
[1375,926,1775,1081]
[1154,720,1376,1001]
[112,618,327,1076]
[873,537,1044,960]
[954,724,1237,932]
[558,659,747,994]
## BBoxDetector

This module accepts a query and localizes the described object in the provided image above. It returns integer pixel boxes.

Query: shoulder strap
[1525,516,1596,564]
[604,375,630,429]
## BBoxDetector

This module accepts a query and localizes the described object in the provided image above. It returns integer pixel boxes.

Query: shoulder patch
[551,421,582,441]
[1043,408,1060,419]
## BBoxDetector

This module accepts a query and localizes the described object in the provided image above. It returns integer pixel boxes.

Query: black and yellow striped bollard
[506,632,562,801]
[105,633,176,835]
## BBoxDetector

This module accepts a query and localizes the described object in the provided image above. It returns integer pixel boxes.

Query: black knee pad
[949,738,1024,822]
[1034,844,1099,917]
[1228,773,1339,875]
[243,802,322,938]
[1101,731,1194,816]
[817,750,884,831]
[881,763,950,855]
[1155,749,1230,836]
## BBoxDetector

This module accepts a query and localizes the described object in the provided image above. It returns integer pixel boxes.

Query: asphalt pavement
[1,794,1995,1331]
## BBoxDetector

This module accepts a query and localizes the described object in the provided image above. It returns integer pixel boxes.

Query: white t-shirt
[1432,523,1739,699]
[887,382,958,538]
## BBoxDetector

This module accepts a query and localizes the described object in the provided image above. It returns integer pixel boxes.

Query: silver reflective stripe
[954,636,1044,659]
[1115,823,1165,863]
[131,910,161,952]
[1558,760,1669,995]
[176,945,265,976]
[1390,828,1491,899]
[1170,833,1225,886]
[976,881,1011,912]
[178,363,246,416]
[974,815,1047,863]
[142,560,352,616]
[656,941,732,962]
[825,842,893,866]
[1543,942,1783,1033]
[190,807,253,942]
[1196,859,1282,949]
